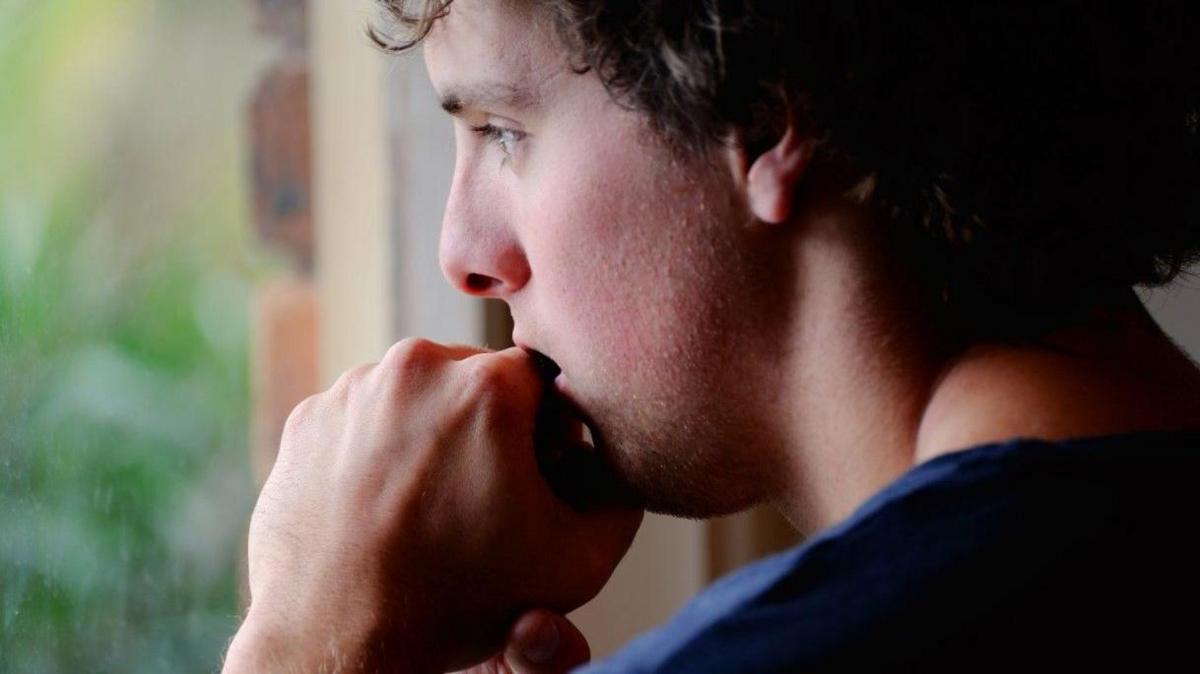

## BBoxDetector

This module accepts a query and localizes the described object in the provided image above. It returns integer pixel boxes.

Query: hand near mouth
[525,348,637,513]
[222,340,643,674]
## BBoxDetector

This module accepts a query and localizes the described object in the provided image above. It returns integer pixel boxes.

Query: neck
[770,217,1200,537]
[913,290,1200,464]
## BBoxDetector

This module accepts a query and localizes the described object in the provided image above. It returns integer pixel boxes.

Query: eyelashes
[470,123,526,166]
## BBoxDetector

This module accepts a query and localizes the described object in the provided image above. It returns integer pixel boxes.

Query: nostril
[465,273,498,293]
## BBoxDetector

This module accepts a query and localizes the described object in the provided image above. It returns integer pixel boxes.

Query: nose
[438,172,531,298]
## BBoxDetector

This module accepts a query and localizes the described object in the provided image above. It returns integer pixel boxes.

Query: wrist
[221,607,440,674]
[222,613,304,674]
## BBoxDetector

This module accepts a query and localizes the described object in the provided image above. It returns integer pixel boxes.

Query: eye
[470,123,526,165]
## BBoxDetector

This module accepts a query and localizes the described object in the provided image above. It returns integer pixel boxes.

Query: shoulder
[582,431,1200,673]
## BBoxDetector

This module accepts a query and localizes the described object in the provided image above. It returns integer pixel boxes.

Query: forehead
[422,0,565,105]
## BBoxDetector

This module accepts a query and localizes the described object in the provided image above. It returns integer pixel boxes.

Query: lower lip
[552,373,587,413]
[553,373,570,396]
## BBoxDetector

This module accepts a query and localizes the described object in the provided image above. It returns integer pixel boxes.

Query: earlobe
[746,125,813,225]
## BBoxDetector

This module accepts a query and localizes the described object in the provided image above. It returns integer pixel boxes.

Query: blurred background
[1,1,267,672]
[0,1,267,671]
[1,1,1198,673]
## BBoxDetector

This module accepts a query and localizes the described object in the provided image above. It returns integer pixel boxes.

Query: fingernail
[521,620,560,664]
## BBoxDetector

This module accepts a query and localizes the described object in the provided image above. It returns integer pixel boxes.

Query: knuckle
[463,357,510,399]
[281,393,319,439]
[457,354,539,422]
[286,393,318,425]
[332,363,372,394]
[383,337,440,372]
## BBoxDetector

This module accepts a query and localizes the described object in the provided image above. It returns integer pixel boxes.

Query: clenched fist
[222,341,642,673]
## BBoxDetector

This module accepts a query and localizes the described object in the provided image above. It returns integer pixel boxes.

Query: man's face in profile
[422,0,792,517]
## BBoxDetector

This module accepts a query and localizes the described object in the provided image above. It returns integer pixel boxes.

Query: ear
[745,124,814,225]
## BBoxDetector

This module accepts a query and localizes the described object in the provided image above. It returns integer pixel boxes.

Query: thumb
[504,609,591,674]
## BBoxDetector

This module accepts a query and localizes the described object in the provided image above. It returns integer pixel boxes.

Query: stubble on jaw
[575,156,791,520]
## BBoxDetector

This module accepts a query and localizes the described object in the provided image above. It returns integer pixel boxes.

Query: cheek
[523,162,653,351]
[522,136,737,388]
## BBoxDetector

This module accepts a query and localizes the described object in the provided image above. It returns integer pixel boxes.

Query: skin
[431,0,792,519]
[224,0,1200,671]
[224,341,641,673]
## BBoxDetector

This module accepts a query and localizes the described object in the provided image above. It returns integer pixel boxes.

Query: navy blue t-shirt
[578,429,1200,672]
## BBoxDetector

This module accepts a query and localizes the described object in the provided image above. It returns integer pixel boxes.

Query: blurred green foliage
[1,1,268,671]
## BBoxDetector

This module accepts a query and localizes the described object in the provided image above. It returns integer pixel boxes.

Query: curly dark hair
[370,1,1200,343]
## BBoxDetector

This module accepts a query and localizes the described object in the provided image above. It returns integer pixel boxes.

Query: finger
[460,346,545,410]
[504,609,591,674]
[383,338,487,363]
[439,342,494,361]
[469,345,540,379]
[375,339,489,390]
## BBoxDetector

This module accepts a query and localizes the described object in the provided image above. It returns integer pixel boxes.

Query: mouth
[525,347,562,382]
[521,346,595,447]
[520,346,625,508]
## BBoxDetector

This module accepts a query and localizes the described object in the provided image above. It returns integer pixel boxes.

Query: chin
[601,430,768,519]
[565,368,772,518]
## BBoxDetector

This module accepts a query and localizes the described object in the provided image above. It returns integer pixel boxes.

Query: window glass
[0,2,266,672]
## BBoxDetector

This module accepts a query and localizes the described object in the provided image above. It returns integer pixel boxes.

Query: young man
[223,1,1200,672]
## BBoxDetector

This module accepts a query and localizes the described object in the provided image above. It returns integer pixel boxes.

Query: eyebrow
[439,81,541,116]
